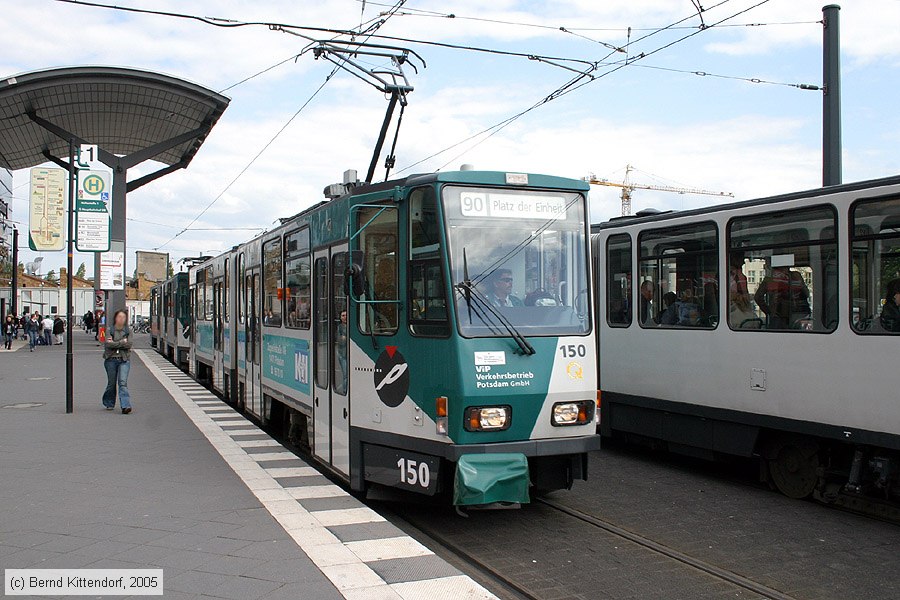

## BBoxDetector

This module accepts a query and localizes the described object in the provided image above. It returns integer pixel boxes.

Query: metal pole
[66,139,75,414]
[11,227,18,316]
[109,168,127,315]
[823,4,842,186]
[365,92,400,184]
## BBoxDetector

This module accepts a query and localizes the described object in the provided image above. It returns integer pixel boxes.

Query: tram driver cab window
[442,186,590,337]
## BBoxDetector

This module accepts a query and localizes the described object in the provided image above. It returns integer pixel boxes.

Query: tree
[45,269,58,283]
[167,260,174,278]
[75,262,87,279]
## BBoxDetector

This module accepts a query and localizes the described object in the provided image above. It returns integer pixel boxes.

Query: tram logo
[374,346,410,408]
[566,361,584,380]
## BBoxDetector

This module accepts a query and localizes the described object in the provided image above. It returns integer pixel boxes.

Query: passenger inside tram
[638,281,654,325]
[658,291,678,325]
[882,279,900,332]
[753,263,811,330]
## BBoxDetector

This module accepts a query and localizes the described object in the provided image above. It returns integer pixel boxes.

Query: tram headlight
[464,406,511,432]
[551,401,595,426]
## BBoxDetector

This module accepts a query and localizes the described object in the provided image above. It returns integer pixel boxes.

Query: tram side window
[194,272,205,322]
[238,254,245,324]
[607,234,632,327]
[357,205,399,335]
[223,259,229,320]
[263,239,283,327]
[409,187,450,336]
[728,205,838,332]
[638,222,718,328]
[203,269,214,321]
[314,257,329,389]
[285,229,311,330]
[851,197,900,334]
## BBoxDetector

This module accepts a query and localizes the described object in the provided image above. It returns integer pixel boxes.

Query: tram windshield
[443,186,590,338]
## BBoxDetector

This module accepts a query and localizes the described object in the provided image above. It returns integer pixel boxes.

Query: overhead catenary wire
[354,1,821,33]
[127,217,265,231]
[151,0,409,251]
[152,72,338,251]
[53,0,601,73]
[395,0,739,174]
[399,0,778,174]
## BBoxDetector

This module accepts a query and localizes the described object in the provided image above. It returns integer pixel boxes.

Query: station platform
[0,332,497,600]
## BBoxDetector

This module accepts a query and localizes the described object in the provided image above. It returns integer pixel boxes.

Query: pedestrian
[26,312,41,351]
[3,315,16,350]
[41,314,53,346]
[83,310,94,333]
[94,310,103,341]
[102,309,133,414]
[53,315,65,345]
[20,313,28,340]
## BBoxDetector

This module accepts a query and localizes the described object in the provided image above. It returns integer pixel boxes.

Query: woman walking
[102,309,133,414]
[26,313,41,351]
[3,315,16,350]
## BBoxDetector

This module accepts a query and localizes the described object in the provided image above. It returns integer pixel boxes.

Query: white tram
[592,175,900,507]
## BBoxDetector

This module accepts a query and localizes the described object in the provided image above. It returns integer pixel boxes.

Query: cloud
[701,1,900,65]
[4,0,898,277]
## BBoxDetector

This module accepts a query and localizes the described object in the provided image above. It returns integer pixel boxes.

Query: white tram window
[728,205,838,332]
[851,197,900,334]
[606,234,632,327]
[638,222,718,329]
[262,239,283,327]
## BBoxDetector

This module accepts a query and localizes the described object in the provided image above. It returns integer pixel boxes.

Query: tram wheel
[769,442,819,499]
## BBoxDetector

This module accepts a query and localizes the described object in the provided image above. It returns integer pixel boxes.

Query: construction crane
[585,164,734,217]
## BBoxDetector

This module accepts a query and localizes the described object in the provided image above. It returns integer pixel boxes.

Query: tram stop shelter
[0,66,229,315]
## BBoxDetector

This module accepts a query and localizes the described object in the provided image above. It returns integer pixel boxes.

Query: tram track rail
[535,497,796,600]
[373,493,801,600]
[167,362,896,599]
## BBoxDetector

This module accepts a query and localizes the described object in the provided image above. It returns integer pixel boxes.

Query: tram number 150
[397,458,431,488]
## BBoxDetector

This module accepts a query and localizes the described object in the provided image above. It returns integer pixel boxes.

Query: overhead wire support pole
[822,4,842,186]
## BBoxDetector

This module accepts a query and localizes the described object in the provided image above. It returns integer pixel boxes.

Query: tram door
[312,244,350,475]
[246,269,261,417]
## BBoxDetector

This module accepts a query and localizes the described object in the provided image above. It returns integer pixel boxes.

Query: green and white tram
[184,169,600,505]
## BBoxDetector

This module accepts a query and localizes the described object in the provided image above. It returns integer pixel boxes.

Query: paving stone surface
[390,440,900,600]
[0,333,342,600]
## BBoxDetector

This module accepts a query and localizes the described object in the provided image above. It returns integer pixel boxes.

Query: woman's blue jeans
[103,358,132,409]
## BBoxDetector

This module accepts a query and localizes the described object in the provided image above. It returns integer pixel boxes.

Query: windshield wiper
[454,249,535,356]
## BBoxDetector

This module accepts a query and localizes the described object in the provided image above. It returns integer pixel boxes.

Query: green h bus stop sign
[75,167,112,252]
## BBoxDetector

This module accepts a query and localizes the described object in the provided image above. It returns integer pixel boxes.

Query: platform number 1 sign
[77,144,98,168]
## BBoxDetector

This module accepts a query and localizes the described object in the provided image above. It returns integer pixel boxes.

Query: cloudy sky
[3,0,899,277]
